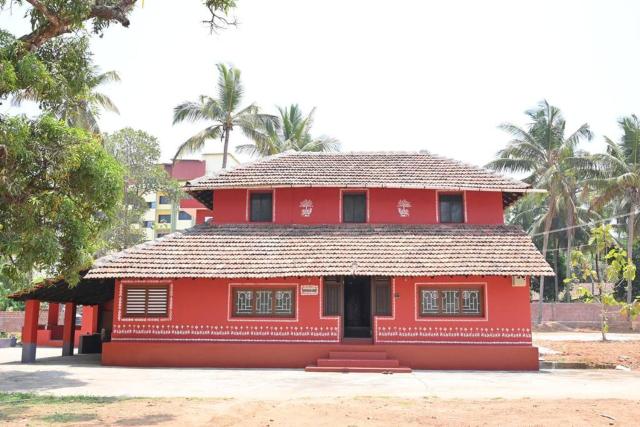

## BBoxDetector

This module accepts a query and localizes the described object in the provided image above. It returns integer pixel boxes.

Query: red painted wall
[112,277,341,343]
[111,275,531,346]
[208,188,504,225]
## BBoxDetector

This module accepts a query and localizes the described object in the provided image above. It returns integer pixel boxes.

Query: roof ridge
[188,151,293,185]
[426,152,530,188]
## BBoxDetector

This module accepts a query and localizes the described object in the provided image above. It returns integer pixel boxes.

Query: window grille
[419,287,483,317]
[232,288,294,317]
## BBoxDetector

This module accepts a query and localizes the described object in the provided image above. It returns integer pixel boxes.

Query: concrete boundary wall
[531,303,638,331]
[0,311,64,333]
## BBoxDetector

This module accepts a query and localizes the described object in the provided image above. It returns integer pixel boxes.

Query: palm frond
[173,125,223,160]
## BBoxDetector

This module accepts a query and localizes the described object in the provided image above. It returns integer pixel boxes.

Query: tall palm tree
[592,115,640,306]
[236,104,339,156]
[487,101,592,322]
[172,63,276,168]
[13,69,120,133]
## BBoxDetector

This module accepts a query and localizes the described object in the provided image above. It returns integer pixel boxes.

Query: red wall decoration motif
[111,276,532,346]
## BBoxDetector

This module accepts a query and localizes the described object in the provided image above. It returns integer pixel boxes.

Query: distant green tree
[236,104,339,156]
[487,101,592,322]
[102,128,180,251]
[0,115,123,286]
[592,115,640,306]
[13,62,121,133]
[172,63,277,168]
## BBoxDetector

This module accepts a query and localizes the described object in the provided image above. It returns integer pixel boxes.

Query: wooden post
[21,300,40,363]
[47,303,60,328]
[62,303,76,356]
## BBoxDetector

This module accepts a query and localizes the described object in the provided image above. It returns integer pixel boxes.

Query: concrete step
[317,358,400,368]
[305,365,412,373]
[328,351,388,360]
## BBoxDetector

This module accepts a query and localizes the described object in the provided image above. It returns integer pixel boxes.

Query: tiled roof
[184,151,531,192]
[85,223,554,279]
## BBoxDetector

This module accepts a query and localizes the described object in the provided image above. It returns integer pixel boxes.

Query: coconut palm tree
[13,69,120,133]
[591,115,640,306]
[487,101,592,322]
[172,63,276,168]
[236,104,339,157]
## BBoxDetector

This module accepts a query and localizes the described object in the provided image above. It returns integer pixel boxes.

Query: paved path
[1,348,639,400]
[533,332,640,341]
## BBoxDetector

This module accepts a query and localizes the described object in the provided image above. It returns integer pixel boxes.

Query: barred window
[232,288,295,317]
[419,287,483,317]
[124,285,169,318]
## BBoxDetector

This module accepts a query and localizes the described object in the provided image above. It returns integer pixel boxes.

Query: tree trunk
[554,240,559,301]
[565,211,575,303]
[222,129,230,169]
[626,206,636,329]
[537,198,556,325]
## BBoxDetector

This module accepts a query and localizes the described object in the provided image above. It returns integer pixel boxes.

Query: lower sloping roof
[10,274,115,305]
[85,223,554,279]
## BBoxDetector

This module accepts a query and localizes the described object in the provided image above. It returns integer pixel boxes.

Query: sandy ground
[1,396,639,426]
[533,332,640,341]
[535,339,640,369]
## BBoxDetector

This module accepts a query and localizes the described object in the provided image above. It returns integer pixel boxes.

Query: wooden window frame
[438,193,465,224]
[417,286,484,318]
[372,277,392,317]
[342,191,368,223]
[123,284,170,318]
[249,191,274,223]
[232,287,296,318]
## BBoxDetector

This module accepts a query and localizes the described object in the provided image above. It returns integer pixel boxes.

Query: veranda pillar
[47,303,60,328]
[62,303,77,356]
[21,300,40,363]
[80,305,99,335]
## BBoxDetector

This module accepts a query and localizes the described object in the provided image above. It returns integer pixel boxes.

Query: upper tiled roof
[85,223,554,279]
[184,151,531,192]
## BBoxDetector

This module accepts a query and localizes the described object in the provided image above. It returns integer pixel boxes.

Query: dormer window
[439,194,464,223]
[342,192,367,223]
[250,192,273,222]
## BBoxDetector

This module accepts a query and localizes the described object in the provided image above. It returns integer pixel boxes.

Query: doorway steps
[305,350,411,373]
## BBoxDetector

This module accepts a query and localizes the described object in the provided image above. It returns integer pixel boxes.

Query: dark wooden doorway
[343,276,371,338]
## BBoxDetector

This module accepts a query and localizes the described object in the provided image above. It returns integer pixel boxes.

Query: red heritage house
[14,152,553,371]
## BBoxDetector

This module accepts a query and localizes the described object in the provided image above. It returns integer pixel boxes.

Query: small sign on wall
[512,276,527,287]
[300,285,319,295]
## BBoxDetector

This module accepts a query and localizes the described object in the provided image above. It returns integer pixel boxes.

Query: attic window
[250,192,273,222]
[439,194,464,223]
[342,192,367,223]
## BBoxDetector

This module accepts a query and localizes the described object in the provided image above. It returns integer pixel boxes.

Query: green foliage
[173,63,277,168]
[236,104,340,156]
[0,392,119,405]
[0,115,123,286]
[101,128,180,251]
[568,225,640,339]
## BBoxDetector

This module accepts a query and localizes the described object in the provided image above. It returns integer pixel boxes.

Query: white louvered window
[233,288,295,317]
[124,285,169,317]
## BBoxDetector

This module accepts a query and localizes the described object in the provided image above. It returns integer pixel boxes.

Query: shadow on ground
[0,370,87,393]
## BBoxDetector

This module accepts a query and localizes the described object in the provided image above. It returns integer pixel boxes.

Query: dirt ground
[1,396,639,426]
[535,339,640,369]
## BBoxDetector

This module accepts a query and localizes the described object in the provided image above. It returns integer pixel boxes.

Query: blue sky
[3,0,640,165]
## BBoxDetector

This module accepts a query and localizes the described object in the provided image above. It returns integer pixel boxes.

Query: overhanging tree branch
[19,0,137,51]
